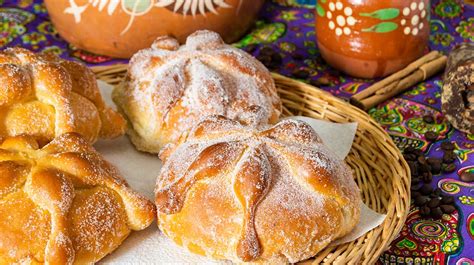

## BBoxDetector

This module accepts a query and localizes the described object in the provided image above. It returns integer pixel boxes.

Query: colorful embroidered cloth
[1,0,473,264]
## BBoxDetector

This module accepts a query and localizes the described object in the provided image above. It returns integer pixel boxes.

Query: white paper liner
[96,81,386,263]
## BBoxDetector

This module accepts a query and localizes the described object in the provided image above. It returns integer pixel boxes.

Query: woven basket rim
[92,66,411,264]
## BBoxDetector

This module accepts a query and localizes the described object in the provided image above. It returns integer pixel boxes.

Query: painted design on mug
[64,0,233,35]
[316,0,428,35]
[325,1,356,36]
[360,8,399,33]
[401,1,427,36]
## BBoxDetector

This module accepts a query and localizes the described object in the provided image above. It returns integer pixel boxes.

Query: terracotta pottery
[44,0,264,58]
[315,0,430,78]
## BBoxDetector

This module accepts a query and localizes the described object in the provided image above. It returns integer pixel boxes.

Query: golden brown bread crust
[155,116,361,263]
[0,133,156,264]
[113,30,282,153]
[0,48,126,145]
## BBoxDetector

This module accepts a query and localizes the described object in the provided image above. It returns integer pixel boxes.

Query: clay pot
[44,0,264,58]
[315,0,430,78]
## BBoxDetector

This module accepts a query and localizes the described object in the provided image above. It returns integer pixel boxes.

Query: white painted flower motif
[64,0,235,35]
[155,0,232,16]
[402,1,427,36]
[326,1,356,36]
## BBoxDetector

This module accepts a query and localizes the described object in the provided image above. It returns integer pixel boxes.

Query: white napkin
[95,81,386,263]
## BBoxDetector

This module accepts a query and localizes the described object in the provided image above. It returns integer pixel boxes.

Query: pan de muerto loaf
[155,115,361,263]
[0,133,155,264]
[113,30,282,153]
[0,48,125,145]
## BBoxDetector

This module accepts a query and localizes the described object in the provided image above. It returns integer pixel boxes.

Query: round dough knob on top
[113,30,282,153]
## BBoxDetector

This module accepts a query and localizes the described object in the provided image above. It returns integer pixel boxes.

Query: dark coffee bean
[420,184,433,195]
[258,52,281,69]
[264,62,278,70]
[423,115,435,124]
[441,196,454,205]
[440,141,455,151]
[404,153,417,161]
[443,151,456,163]
[430,192,440,198]
[419,163,431,173]
[431,207,444,219]
[408,160,416,174]
[268,62,281,70]
[270,62,281,69]
[410,161,419,176]
[404,146,416,154]
[417,156,427,164]
[427,198,441,208]
[292,69,310,79]
[425,131,439,142]
[431,164,442,174]
[245,44,258,53]
[271,52,282,63]
[259,46,274,56]
[412,191,421,198]
[256,53,271,60]
[443,163,456,173]
[427,158,442,174]
[420,206,431,216]
[440,205,455,214]
[412,177,421,185]
[291,53,305,60]
[427,157,441,165]
[415,196,429,206]
[460,171,474,183]
[422,172,433,183]
[269,64,280,70]
[413,149,424,157]
[256,54,272,66]
[411,184,422,192]
[433,188,442,196]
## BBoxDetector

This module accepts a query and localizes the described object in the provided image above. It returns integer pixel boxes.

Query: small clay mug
[315,0,430,78]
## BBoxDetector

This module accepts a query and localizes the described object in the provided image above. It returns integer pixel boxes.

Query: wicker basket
[92,65,411,264]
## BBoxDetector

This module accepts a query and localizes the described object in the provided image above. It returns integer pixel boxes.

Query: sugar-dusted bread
[113,30,282,153]
[0,133,156,264]
[155,115,361,263]
[0,48,125,145]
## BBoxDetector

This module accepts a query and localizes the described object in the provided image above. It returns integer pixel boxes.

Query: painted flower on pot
[399,1,427,36]
[316,0,429,35]
[64,0,236,35]
[325,1,357,36]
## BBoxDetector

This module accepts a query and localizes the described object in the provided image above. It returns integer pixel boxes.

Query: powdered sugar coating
[114,30,282,153]
[156,117,361,263]
[0,133,155,264]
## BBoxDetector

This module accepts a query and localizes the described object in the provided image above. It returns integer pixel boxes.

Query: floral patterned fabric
[0,0,472,264]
